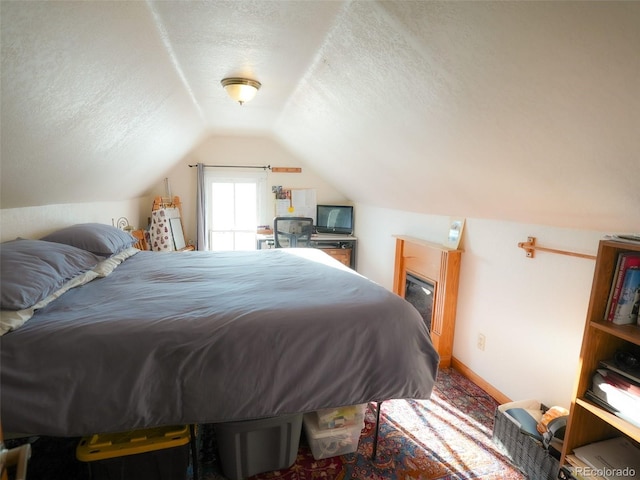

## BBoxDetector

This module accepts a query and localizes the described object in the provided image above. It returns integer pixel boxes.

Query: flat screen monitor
[316,205,354,235]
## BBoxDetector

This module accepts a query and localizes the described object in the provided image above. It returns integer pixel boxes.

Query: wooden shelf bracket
[518,236,596,260]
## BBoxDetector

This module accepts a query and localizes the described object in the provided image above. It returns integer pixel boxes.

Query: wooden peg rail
[518,236,596,260]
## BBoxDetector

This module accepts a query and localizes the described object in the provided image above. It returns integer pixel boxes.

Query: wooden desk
[257,234,357,270]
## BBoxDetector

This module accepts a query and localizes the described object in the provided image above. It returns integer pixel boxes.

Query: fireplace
[404,273,435,331]
[393,236,462,368]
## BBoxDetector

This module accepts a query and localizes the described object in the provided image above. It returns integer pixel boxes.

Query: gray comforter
[1,248,439,436]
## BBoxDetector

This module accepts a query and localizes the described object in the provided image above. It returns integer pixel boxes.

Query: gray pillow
[0,239,102,311]
[40,223,137,256]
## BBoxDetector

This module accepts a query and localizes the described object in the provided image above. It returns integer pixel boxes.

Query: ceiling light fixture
[221,77,261,105]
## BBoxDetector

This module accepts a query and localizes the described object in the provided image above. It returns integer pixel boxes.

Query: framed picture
[445,218,465,249]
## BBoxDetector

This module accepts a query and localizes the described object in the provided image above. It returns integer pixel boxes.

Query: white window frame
[204,168,268,251]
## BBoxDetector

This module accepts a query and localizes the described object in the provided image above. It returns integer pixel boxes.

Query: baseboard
[450,357,511,405]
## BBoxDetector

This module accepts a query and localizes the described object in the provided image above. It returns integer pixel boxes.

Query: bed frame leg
[372,401,382,461]
[190,424,198,480]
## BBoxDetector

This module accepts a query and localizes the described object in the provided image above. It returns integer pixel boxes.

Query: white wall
[354,203,605,408]
[146,134,349,244]
[0,198,147,242]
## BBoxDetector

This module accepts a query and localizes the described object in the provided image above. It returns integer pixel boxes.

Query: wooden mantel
[393,235,462,368]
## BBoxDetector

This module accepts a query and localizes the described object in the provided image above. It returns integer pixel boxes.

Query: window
[205,170,267,251]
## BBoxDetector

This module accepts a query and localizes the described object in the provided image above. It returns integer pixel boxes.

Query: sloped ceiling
[1,1,638,231]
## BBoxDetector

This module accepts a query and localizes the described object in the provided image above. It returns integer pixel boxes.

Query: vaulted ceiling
[1,1,638,231]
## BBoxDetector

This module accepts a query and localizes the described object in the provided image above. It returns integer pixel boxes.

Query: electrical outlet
[477,333,486,351]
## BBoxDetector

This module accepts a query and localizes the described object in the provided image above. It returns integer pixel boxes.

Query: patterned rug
[5,368,525,480]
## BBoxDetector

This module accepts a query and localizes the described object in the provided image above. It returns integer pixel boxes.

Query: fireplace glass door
[404,273,435,331]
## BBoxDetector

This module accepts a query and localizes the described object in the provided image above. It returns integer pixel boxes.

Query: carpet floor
[5,368,525,480]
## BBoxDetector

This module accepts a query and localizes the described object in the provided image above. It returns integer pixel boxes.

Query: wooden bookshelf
[561,239,640,466]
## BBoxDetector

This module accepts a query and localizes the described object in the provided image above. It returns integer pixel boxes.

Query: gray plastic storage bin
[214,413,303,480]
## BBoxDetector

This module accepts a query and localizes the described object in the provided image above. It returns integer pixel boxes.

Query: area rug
[5,368,525,480]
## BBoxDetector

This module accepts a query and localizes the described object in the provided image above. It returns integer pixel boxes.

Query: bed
[0,224,439,437]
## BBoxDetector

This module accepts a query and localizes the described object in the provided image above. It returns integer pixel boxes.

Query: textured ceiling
[1,1,639,231]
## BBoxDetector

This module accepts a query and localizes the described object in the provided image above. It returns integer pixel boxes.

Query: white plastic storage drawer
[303,413,364,460]
[314,404,366,430]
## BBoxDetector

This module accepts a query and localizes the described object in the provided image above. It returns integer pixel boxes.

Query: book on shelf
[611,266,640,325]
[599,358,640,384]
[605,252,640,324]
[605,254,626,322]
[584,389,617,415]
[564,455,607,480]
[573,437,640,480]
[610,234,640,244]
[586,364,640,428]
